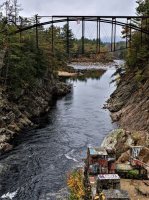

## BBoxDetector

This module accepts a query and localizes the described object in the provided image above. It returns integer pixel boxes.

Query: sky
[19,0,137,17]
[17,0,138,41]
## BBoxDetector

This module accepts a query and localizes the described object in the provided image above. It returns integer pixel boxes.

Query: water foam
[1,189,18,200]
[65,149,78,162]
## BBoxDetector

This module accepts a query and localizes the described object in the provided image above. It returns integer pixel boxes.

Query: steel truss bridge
[9,15,149,55]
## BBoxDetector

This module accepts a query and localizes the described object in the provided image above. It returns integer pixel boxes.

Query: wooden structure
[107,148,116,174]
[87,147,116,175]
[101,189,130,200]
[130,146,143,158]
[87,147,108,174]
[96,174,120,193]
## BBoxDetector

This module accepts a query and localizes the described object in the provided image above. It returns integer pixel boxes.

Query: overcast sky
[19,0,137,17]
[17,0,137,41]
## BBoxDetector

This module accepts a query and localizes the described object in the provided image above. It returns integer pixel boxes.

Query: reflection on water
[0,63,118,200]
[70,69,106,82]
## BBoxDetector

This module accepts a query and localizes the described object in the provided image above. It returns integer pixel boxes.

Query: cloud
[19,0,137,17]
[18,0,137,40]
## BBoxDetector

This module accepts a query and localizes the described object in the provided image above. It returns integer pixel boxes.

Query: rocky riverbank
[101,129,149,161]
[0,80,71,154]
[101,129,149,199]
[103,66,149,198]
[104,66,149,162]
[106,67,149,132]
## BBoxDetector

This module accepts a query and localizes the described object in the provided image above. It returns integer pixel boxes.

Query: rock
[0,143,13,153]
[0,128,14,146]
[0,118,5,127]
[6,111,16,124]
[117,150,130,163]
[17,117,32,129]
[8,124,21,132]
[108,102,124,112]
[125,135,133,147]
[0,128,14,136]
[101,129,149,161]
[138,147,149,164]
[54,82,71,96]
[0,79,71,152]
[107,70,149,132]
[12,108,22,118]
[111,111,122,121]
[101,129,125,149]
[135,181,149,196]
[0,134,8,143]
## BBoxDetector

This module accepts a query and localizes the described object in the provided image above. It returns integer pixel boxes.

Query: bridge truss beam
[7,15,149,55]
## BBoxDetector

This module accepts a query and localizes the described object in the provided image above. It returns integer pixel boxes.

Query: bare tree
[0,0,22,24]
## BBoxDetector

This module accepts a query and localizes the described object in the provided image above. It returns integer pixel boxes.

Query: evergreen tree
[61,23,74,52]
[126,0,149,69]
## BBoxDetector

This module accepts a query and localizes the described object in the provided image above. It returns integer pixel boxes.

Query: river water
[0,62,119,200]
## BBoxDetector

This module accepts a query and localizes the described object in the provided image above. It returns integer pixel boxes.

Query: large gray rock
[101,129,149,160]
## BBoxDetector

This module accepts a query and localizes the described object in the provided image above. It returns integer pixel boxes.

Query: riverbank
[106,67,149,132]
[69,53,113,63]
[0,80,71,154]
[58,71,77,77]
[102,66,149,199]
[105,66,149,165]
[58,60,118,79]
[101,129,149,199]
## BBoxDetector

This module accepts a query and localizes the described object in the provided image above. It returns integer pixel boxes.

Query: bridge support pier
[35,14,39,49]
[51,17,54,53]
[96,18,101,54]
[66,17,70,57]
[111,18,114,52]
[98,18,101,53]
[126,18,129,49]
[114,18,116,51]
[96,18,99,54]
[129,18,132,48]
[82,17,85,54]
[141,18,143,45]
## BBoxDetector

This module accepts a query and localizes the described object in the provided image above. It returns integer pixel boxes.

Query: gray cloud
[19,0,137,17]
[18,0,137,40]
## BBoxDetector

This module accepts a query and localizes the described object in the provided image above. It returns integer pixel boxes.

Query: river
[0,62,120,200]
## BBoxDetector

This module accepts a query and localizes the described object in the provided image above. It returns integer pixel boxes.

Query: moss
[135,70,145,86]
[131,132,141,145]
[127,170,139,178]
[115,129,125,140]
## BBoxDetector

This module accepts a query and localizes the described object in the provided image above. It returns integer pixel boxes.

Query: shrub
[67,169,85,200]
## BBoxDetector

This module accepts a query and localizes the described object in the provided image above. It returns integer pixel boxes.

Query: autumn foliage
[67,169,85,200]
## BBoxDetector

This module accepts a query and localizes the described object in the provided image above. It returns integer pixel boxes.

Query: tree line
[124,0,149,69]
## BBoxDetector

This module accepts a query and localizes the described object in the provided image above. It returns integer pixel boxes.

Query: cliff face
[0,79,71,153]
[107,67,149,132]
